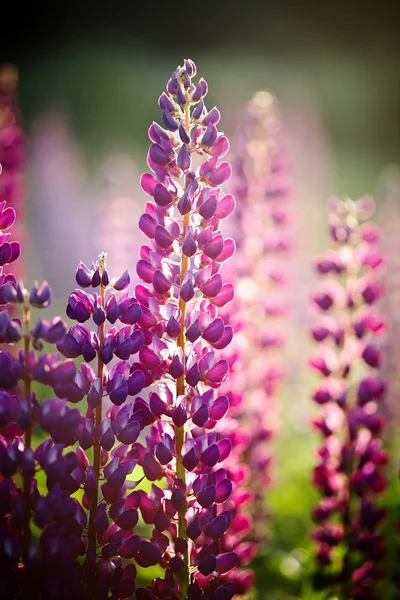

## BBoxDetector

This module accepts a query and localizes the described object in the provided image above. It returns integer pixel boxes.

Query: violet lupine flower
[0,198,88,597]
[212,91,291,592]
[310,196,387,598]
[131,59,238,600]
[54,252,151,599]
[0,66,25,281]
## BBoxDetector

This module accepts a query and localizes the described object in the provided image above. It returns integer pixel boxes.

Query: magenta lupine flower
[212,91,291,591]
[310,196,387,598]
[0,66,25,281]
[131,59,238,600]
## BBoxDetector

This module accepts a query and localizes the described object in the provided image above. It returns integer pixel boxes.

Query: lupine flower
[310,196,387,598]
[131,58,238,600]
[55,252,149,598]
[0,196,87,598]
[209,91,291,593]
[0,65,25,281]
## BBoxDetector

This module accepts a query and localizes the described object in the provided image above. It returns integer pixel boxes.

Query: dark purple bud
[116,508,139,530]
[139,213,157,238]
[192,404,209,427]
[76,262,93,287]
[91,268,101,287]
[186,362,201,387]
[93,306,106,326]
[199,195,218,219]
[193,100,204,120]
[153,270,172,294]
[210,395,229,420]
[171,488,185,510]
[29,281,51,308]
[149,144,170,166]
[215,552,238,574]
[182,447,198,471]
[101,270,109,287]
[143,453,164,481]
[215,479,233,503]
[119,298,142,325]
[218,438,232,461]
[118,421,141,444]
[177,145,191,171]
[100,422,115,451]
[95,504,109,533]
[169,355,184,379]
[205,359,229,385]
[192,78,207,101]
[200,443,220,467]
[156,442,173,465]
[150,393,166,417]
[138,540,162,567]
[176,86,186,106]
[177,193,191,215]
[201,123,218,147]
[154,183,173,207]
[128,370,145,395]
[154,510,171,532]
[178,123,190,144]
[107,376,129,406]
[105,295,119,324]
[166,316,181,338]
[198,555,216,576]
[205,515,228,540]
[82,339,97,362]
[180,277,194,302]
[88,379,103,409]
[203,318,224,343]
[119,534,140,558]
[112,270,130,291]
[362,345,381,368]
[197,485,216,508]
[202,107,220,126]
[162,109,178,131]
[172,405,187,427]
[187,517,202,540]
[203,234,224,259]
[158,92,175,112]
[169,554,185,574]
[186,319,201,342]
[182,232,197,257]
[155,225,174,248]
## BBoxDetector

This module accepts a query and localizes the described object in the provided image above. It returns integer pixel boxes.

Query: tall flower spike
[0,66,25,282]
[310,196,387,599]
[213,91,291,593]
[56,251,147,599]
[134,59,237,600]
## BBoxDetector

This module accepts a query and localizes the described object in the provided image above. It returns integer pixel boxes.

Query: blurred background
[1,2,400,597]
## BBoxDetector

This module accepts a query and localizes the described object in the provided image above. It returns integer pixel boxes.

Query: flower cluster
[0,66,25,280]
[214,91,291,591]
[132,58,238,599]
[310,196,387,598]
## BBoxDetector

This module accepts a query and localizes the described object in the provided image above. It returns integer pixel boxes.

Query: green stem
[22,304,32,566]
[87,281,105,598]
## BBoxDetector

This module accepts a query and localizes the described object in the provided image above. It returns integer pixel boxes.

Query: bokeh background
[1,2,400,597]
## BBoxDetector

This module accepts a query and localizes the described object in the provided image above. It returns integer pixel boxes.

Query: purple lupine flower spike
[134,59,237,599]
[310,196,387,598]
[56,251,148,598]
[0,66,25,283]
[209,92,291,594]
